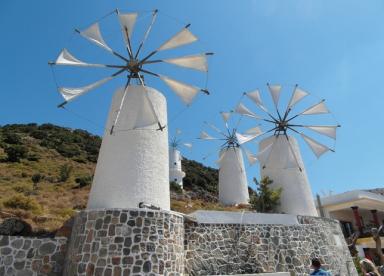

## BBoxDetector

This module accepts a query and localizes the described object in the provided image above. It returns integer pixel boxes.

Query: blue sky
[1,0,384,196]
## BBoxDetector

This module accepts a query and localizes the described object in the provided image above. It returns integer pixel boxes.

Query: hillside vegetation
[0,123,246,232]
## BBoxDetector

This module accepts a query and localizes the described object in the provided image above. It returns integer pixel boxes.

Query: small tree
[5,145,28,162]
[59,164,73,182]
[250,176,282,213]
[75,175,92,188]
[31,173,42,190]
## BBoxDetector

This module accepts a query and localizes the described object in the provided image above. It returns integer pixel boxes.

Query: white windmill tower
[236,84,340,216]
[49,9,211,210]
[199,112,261,205]
[169,129,192,188]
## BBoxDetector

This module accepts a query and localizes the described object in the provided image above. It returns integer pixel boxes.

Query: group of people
[310,225,384,275]
[348,226,384,276]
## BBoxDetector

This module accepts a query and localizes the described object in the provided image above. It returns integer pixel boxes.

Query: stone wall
[184,215,357,276]
[0,210,356,276]
[64,209,184,276]
[0,235,67,276]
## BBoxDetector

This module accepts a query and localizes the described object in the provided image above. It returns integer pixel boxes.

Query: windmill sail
[301,100,329,115]
[199,131,217,140]
[58,76,113,102]
[220,111,232,123]
[54,49,105,67]
[164,54,208,72]
[118,12,138,42]
[246,90,268,112]
[287,86,308,109]
[304,125,338,139]
[157,27,197,51]
[79,23,113,53]
[235,103,260,118]
[257,139,275,167]
[244,149,258,165]
[160,76,200,105]
[301,133,331,158]
[236,132,262,145]
[267,84,282,108]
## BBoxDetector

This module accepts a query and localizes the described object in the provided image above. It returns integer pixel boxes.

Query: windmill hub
[277,120,288,132]
[127,59,141,74]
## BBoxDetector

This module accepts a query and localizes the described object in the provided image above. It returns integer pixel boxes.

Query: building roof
[318,190,384,212]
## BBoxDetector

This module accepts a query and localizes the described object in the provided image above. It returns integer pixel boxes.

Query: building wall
[184,216,357,276]
[0,235,67,275]
[0,210,357,276]
[64,209,184,276]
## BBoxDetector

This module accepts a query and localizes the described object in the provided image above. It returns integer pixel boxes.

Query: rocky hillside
[0,123,247,232]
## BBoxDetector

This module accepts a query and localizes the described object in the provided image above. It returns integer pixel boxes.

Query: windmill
[199,112,261,205]
[49,9,211,210]
[169,129,192,189]
[235,84,340,216]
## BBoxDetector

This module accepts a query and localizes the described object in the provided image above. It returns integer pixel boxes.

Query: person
[310,258,332,275]
[360,258,380,276]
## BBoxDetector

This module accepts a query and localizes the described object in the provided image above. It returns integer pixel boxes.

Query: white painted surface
[190,210,299,225]
[259,136,318,216]
[169,148,185,187]
[218,147,249,205]
[87,85,170,210]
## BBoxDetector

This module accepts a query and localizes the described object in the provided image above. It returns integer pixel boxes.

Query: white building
[317,189,384,260]
[169,147,186,188]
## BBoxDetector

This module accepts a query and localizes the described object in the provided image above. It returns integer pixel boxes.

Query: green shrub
[3,132,22,145]
[75,175,92,188]
[56,144,81,158]
[30,130,46,140]
[3,194,42,213]
[59,164,72,182]
[26,153,40,161]
[5,145,28,162]
[250,176,282,213]
[31,174,43,190]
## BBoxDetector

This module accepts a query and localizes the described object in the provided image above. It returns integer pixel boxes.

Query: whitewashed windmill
[199,112,261,205]
[49,9,211,210]
[169,129,192,188]
[236,84,340,216]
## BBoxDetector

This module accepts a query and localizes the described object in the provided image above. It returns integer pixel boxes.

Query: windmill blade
[157,25,198,51]
[163,54,208,72]
[216,150,226,165]
[53,48,107,67]
[303,125,338,139]
[267,84,282,108]
[243,148,258,166]
[285,136,302,170]
[118,12,138,57]
[257,137,275,167]
[199,131,218,140]
[204,121,227,137]
[300,133,332,158]
[160,75,203,105]
[246,89,268,112]
[118,12,138,42]
[78,23,113,53]
[135,9,158,58]
[58,75,115,104]
[288,86,308,109]
[235,103,260,119]
[220,111,232,123]
[301,100,329,115]
[245,126,263,136]
[136,74,163,130]
[183,143,193,149]
[236,132,262,145]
